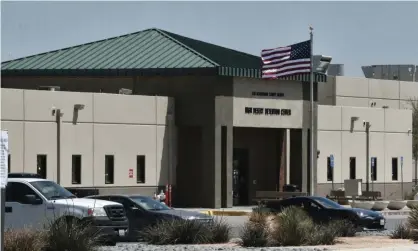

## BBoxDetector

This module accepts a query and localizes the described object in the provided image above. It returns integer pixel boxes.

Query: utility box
[344,179,362,197]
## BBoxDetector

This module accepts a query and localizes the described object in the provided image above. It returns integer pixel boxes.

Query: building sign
[245,107,291,116]
[252,91,284,98]
[129,169,134,178]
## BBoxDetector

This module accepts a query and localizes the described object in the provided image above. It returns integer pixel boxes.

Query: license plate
[118,229,125,236]
[380,219,385,225]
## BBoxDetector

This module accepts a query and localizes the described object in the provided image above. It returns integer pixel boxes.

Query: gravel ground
[98,243,331,251]
[98,216,405,251]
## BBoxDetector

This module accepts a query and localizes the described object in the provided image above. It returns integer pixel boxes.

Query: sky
[1,1,417,77]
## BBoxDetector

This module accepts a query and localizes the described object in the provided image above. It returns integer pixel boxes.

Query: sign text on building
[252,91,284,97]
[245,107,291,116]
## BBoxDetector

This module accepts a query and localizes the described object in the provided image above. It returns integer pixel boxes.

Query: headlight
[356,211,365,217]
[88,207,107,217]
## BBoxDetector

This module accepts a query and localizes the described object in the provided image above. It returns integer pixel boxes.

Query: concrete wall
[1,88,175,195]
[317,105,412,199]
[323,76,418,110]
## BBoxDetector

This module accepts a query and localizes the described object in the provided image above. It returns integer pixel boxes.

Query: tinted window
[392,158,398,180]
[327,156,333,181]
[30,181,75,200]
[5,182,41,204]
[313,197,343,209]
[349,157,356,179]
[131,196,171,211]
[72,155,82,184]
[37,154,47,179]
[105,155,114,184]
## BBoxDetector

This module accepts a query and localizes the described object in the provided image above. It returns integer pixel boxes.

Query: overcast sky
[1,1,417,76]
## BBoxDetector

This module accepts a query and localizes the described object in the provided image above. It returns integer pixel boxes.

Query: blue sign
[330,154,334,169]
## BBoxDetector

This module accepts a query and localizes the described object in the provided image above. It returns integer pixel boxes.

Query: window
[72,155,82,184]
[349,157,356,179]
[327,157,333,181]
[5,182,41,204]
[105,155,114,184]
[137,155,145,183]
[392,157,398,181]
[371,157,377,181]
[37,155,47,179]
[8,154,10,173]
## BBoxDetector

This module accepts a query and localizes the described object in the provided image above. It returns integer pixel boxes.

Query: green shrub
[240,221,269,247]
[139,218,230,245]
[391,223,412,239]
[209,217,231,243]
[44,217,101,251]
[270,206,314,246]
[408,205,418,230]
[307,224,339,245]
[243,206,342,247]
[248,210,271,225]
[328,219,357,237]
[4,228,46,251]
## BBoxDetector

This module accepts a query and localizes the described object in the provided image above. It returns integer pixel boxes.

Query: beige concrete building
[1,28,414,207]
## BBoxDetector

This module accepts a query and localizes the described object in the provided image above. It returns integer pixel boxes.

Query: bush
[328,219,357,237]
[408,205,418,230]
[270,206,314,246]
[139,218,230,245]
[44,217,101,251]
[4,228,46,251]
[391,223,412,239]
[240,221,269,247]
[209,217,231,243]
[307,223,340,245]
[241,206,343,247]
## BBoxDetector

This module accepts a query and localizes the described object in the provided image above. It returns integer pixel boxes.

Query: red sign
[129,169,134,178]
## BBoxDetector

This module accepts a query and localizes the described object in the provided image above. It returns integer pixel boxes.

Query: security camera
[74,104,85,110]
[51,107,56,116]
[363,120,366,126]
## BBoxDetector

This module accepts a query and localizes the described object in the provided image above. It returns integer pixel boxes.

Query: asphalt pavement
[222,215,408,238]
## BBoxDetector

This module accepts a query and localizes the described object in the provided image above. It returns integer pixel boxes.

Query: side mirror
[25,194,42,205]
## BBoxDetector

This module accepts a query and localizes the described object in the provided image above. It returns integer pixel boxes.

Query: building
[1,28,414,208]
[362,65,417,82]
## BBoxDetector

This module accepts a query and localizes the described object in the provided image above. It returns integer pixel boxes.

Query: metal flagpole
[309,26,315,196]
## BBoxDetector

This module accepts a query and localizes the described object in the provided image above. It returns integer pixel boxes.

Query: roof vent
[119,88,132,95]
[38,86,60,91]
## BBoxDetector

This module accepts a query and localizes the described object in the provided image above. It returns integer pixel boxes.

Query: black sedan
[262,196,385,230]
[87,194,213,240]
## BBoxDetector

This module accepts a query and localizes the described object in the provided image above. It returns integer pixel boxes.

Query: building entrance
[233,148,249,206]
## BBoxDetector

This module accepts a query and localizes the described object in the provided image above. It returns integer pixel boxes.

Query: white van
[4,176,129,242]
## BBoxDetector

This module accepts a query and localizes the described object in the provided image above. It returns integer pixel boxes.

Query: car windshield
[30,181,76,200]
[313,197,343,209]
[131,196,171,211]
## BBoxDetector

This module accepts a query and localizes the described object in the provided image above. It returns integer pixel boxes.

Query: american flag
[261,40,311,79]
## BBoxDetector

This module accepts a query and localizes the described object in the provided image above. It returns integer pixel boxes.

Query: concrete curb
[328,245,418,251]
[200,210,250,216]
[200,210,411,217]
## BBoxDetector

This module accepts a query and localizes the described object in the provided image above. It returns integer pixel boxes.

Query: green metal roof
[1,28,326,82]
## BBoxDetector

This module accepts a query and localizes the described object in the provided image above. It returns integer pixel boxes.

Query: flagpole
[309,26,315,196]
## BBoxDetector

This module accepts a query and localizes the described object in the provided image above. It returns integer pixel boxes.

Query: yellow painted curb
[207,210,250,216]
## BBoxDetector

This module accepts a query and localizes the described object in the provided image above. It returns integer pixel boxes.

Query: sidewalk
[177,206,411,217]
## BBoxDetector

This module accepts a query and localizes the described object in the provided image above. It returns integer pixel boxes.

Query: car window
[30,181,75,200]
[5,182,41,204]
[110,197,135,209]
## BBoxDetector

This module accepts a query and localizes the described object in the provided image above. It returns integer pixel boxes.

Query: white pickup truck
[4,174,129,243]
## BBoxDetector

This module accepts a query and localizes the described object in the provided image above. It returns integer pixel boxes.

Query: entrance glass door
[233,148,249,206]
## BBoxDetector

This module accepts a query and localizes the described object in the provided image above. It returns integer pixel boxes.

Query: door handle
[5,207,12,213]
